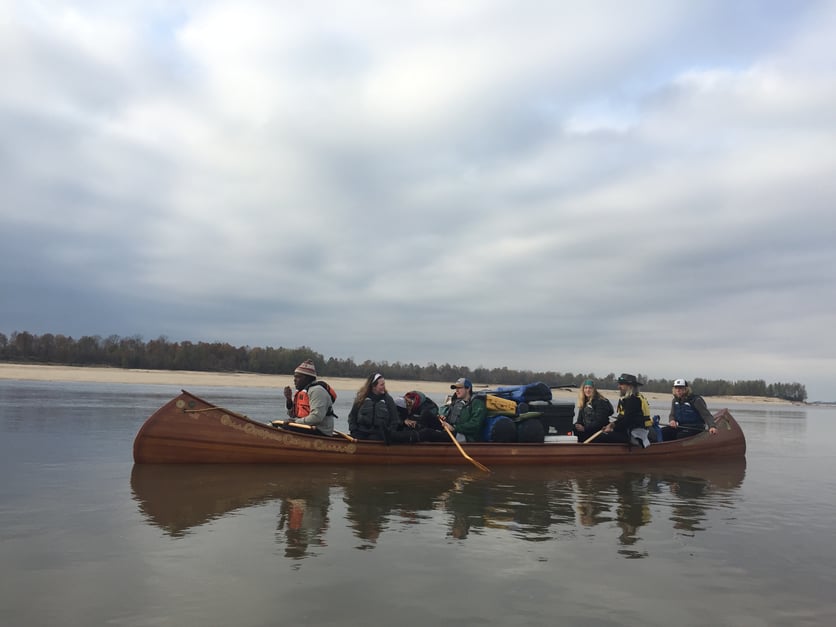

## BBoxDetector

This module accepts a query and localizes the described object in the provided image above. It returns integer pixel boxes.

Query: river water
[1,379,835,626]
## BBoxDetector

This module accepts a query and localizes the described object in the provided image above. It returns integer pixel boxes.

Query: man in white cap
[662,379,717,441]
[282,359,336,436]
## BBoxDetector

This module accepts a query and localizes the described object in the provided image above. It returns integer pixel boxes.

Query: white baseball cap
[673,378,688,387]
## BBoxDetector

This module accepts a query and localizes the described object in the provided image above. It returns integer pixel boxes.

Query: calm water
[1,380,835,627]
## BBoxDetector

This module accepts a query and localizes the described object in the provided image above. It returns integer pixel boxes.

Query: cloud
[2,1,835,400]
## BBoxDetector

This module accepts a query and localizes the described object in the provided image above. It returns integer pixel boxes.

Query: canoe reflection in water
[130,460,746,560]
[277,478,331,559]
[340,468,462,549]
[575,471,654,559]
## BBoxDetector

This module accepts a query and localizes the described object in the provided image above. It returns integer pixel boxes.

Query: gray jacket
[291,384,335,436]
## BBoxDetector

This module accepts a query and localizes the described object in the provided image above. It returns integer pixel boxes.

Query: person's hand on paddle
[575,423,585,432]
[708,426,717,435]
[669,418,678,428]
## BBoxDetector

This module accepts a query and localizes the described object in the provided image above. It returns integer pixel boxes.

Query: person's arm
[414,404,434,429]
[348,402,360,433]
[419,399,440,425]
[693,396,717,431]
[668,399,677,426]
[588,398,613,432]
[297,386,329,426]
[384,394,402,431]
[574,405,584,429]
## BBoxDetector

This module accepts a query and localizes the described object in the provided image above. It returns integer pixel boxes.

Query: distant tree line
[0,330,807,402]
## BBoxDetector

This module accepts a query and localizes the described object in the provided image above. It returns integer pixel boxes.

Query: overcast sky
[2,1,835,401]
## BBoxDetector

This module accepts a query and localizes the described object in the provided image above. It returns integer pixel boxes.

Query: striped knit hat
[294,359,317,378]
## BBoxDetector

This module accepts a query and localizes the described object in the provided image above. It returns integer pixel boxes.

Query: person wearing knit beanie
[293,359,317,378]
[281,359,336,436]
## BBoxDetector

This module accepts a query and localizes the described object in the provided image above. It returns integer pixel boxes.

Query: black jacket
[613,394,645,433]
[575,396,614,433]
[348,393,400,438]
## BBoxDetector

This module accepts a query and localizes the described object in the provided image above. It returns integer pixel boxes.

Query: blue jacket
[670,394,716,428]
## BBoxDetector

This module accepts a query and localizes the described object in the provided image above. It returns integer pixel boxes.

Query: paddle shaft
[441,422,491,473]
[583,428,605,444]
[584,414,621,444]
[669,423,707,432]
[271,420,357,442]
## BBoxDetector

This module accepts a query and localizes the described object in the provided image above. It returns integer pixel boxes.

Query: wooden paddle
[272,420,315,432]
[271,420,356,442]
[672,423,706,432]
[584,415,619,444]
[583,428,605,444]
[441,421,491,473]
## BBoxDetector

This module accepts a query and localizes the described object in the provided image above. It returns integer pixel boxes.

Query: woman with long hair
[347,373,414,442]
[573,379,614,442]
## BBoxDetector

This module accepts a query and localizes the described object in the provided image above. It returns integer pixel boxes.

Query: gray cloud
[2,1,835,400]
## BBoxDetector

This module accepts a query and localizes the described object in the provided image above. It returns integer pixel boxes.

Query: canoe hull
[133,390,746,465]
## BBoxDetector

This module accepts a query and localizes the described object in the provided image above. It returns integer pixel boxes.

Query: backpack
[476,393,518,415]
[491,382,553,403]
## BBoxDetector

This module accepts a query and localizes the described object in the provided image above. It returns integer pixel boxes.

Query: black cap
[617,373,642,386]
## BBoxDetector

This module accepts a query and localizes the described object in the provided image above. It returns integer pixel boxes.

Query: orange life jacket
[293,381,337,417]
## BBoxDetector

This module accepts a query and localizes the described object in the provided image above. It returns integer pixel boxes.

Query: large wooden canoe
[133,390,746,465]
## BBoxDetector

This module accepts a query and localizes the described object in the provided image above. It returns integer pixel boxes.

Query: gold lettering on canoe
[218,414,356,454]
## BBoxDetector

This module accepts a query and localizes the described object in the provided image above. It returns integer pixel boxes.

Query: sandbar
[0,363,791,405]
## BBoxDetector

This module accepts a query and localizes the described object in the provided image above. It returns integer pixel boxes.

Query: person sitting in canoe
[573,378,614,442]
[397,391,448,442]
[662,379,718,440]
[439,377,487,442]
[596,373,650,445]
[282,359,337,436]
[348,373,416,443]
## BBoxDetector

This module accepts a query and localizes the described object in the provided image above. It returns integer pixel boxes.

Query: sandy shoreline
[0,363,792,405]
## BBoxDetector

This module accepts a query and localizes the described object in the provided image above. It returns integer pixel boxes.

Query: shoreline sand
[0,363,793,405]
